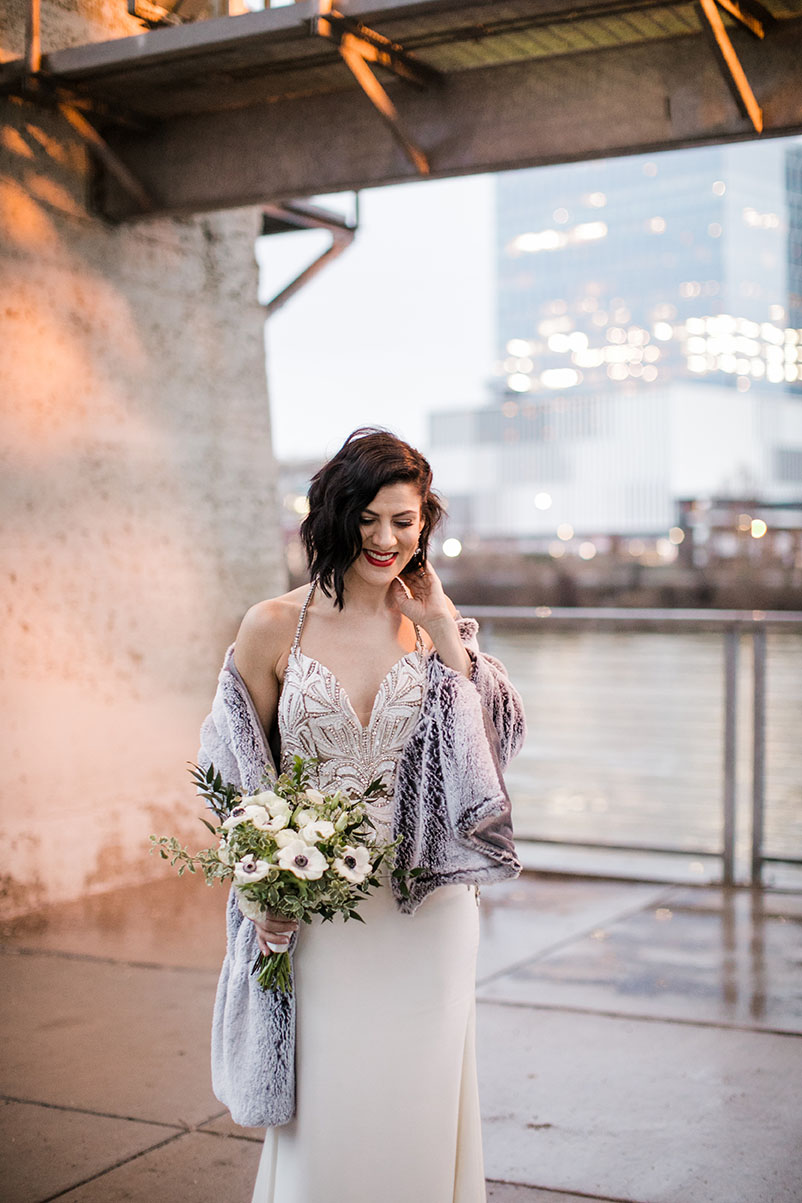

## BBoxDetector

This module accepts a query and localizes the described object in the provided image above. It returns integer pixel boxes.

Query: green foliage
[148,835,232,885]
[390,862,427,901]
[187,761,242,820]
[151,756,423,994]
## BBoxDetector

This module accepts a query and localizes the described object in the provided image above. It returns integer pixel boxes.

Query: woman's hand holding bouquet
[151,756,401,995]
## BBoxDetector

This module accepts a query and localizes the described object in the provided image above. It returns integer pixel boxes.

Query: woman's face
[352,481,424,584]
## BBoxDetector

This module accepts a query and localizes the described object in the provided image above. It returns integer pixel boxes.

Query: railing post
[722,625,738,886]
[751,624,767,885]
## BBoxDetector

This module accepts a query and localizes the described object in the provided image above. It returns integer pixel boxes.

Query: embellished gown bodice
[277,581,426,842]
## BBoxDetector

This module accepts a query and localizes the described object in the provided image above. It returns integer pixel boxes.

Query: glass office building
[429,139,802,542]
[494,140,801,396]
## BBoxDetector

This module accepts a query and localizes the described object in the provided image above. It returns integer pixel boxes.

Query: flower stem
[254,950,293,996]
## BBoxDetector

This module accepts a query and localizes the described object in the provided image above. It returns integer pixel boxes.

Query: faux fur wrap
[390,618,525,911]
[199,617,525,1128]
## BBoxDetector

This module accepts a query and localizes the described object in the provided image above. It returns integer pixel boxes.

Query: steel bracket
[260,198,358,318]
[127,0,184,30]
[696,0,776,133]
[314,0,441,175]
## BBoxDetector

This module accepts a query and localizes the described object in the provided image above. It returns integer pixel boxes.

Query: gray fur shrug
[199,616,525,1128]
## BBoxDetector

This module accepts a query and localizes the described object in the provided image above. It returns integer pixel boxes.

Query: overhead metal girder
[59,102,154,212]
[696,0,776,132]
[315,1,443,174]
[95,16,802,221]
[315,4,443,90]
[12,0,154,213]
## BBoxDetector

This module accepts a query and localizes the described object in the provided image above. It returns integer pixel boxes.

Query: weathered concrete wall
[0,1,286,917]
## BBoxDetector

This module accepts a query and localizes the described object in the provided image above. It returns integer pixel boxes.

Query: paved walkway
[1,871,800,1202]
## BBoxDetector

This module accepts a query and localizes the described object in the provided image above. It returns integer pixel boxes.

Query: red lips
[363,550,398,567]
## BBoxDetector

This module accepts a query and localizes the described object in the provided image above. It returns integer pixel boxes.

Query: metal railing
[459,606,802,886]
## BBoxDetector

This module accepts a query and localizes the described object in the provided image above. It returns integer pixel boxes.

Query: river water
[484,627,802,865]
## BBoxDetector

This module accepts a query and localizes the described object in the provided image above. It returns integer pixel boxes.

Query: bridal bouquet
[151,756,402,995]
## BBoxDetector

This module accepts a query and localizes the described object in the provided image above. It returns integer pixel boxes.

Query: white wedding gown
[251,584,485,1203]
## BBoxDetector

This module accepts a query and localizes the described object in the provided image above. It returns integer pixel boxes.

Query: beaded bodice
[277,583,426,842]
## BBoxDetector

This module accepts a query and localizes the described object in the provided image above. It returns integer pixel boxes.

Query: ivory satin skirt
[251,879,485,1203]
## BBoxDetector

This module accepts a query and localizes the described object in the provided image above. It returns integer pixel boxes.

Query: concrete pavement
[1,871,800,1202]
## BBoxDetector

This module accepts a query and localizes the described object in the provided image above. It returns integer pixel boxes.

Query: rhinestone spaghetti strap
[291,583,315,652]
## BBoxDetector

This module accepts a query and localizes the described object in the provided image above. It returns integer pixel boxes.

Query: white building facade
[429,384,802,540]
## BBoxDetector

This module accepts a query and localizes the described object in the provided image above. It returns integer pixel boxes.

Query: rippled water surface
[487,628,802,862]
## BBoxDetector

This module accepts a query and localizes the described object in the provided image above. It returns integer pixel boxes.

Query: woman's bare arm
[232,597,301,954]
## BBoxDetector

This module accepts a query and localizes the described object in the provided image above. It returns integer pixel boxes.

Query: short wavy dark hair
[300,427,445,609]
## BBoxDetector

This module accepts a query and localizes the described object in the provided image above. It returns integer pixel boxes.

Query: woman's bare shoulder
[235,585,310,667]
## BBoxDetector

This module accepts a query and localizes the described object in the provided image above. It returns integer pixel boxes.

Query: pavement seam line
[37,1129,189,1202]
[487,1177,656,1203]
[1,1095,265,1145]
[0,944,219,975]
[0,1093,188,1128]
[476,883,680,988]
[35,1127,258,1202]
[195,1126,265,1143]
[475,996,802,1038]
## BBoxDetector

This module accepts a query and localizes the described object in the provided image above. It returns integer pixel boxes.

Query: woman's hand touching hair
[389,564,471,678]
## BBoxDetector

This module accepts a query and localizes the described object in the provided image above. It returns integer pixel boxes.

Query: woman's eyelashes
[360,518,414,528]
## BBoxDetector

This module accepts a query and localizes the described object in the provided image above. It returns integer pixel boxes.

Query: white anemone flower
[276,840,327,880]
[251,810,289,834]
[333,846,373,884]
[274,828,299,849]
[233,855,272,885]
[293,807,318,828]
[240,790,274,810]
[258,791,292,819]
[237,791,291,820]
[303,788,327,808]
[222,803,277,831]
[299,819,335,844]
[235,890,267,921]
[221,805,257,831]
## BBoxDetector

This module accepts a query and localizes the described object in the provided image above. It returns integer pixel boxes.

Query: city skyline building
[428,139,802,551]
[493,139,801,397]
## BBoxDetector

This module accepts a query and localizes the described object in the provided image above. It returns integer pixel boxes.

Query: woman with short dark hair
[204,427,525,1203]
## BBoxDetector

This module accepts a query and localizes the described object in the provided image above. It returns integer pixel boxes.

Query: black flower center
[294,855,309,868]
[345,855,357,869]
[233,807,246,817]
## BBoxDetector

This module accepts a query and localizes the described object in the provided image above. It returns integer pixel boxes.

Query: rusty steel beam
[25,0,42,76]
[337,32,431,174]
[713,0,770,37]
[316,2,438,174]
[60,103,154,213]
[697,0,764,132]
[95,16,802,220]
[318,7,444,89]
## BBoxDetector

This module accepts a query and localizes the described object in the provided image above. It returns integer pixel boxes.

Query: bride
[201,427,526,1203]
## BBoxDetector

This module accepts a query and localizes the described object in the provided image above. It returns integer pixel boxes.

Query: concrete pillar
[0,1,286,917]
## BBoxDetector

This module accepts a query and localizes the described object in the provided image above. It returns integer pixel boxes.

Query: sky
[256,175,495,463]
